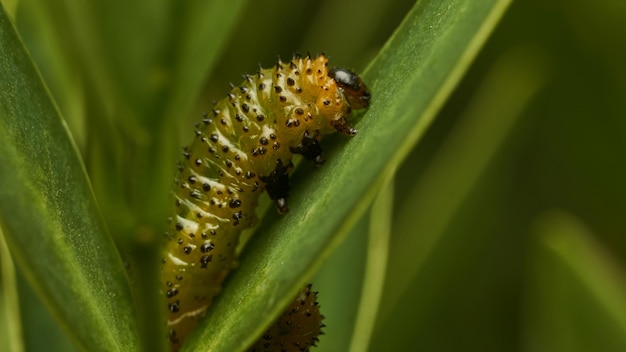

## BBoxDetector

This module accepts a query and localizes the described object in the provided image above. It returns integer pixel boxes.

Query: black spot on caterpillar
[161,53,370,351]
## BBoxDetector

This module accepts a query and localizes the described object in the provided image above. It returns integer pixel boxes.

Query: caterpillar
[161,53,370,351]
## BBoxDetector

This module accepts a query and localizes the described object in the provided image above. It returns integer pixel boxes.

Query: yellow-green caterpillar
[161,54,370,351]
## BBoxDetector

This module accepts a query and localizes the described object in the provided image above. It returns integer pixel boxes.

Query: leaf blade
[0,6,140,351]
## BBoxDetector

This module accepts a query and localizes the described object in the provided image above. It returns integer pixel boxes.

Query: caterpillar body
[161,54,370,351]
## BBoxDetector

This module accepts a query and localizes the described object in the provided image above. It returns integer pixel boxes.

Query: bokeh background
[1,0,626,351]
[365,0,626,350]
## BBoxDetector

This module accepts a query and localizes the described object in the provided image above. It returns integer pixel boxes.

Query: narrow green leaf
[310,212,369,352]
[14,0,88,149]
[0,6,140,352]
[525,211,626,352]
[0,0,16,19]
[183,0,511,351]
[16,268,79,352]
[348,177,393,352]
[0,229,23,352]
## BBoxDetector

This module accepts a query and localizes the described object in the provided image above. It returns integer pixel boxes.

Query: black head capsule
[329,68,370,109]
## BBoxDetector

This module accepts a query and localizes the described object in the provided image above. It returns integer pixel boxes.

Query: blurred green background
[2,0,626,351]
[365,0,626,351]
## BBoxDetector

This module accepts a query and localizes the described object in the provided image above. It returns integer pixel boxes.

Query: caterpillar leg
[330,116,358,136]
[290,130,325,166]
[260,159,292,214]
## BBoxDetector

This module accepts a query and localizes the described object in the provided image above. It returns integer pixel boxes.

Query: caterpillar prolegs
[161,54,370,351]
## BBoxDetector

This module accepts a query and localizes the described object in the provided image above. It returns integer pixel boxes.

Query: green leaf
[348,178,393,352]
[16,268,79,352]
[183,0,511,350]
[0,6,140,352]
[0,229,23,352]
[309,210,369,351]
[526,211,626,352]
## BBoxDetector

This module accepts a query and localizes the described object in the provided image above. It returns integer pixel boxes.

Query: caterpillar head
[329,68,371,110]
[324,67,370,135]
